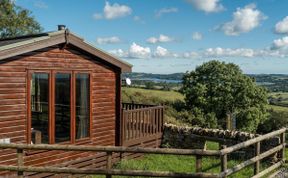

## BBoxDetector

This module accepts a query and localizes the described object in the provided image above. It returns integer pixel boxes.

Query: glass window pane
[55,73,71,143]
[31,73,49,144]
[76,73,90,139]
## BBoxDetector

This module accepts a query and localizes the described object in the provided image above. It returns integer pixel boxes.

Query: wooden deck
[121,103,164,147]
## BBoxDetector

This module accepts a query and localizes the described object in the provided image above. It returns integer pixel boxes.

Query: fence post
[195,155,202,172]
[221,145,227,178]
[254,141,260,175]
[17,148,24,178]
[106,151,112,178]
[280,131,286,163]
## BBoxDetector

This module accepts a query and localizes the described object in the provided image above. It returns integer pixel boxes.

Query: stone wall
[161,124,280,160]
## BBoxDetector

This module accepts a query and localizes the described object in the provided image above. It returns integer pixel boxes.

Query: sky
[15,0,288,74]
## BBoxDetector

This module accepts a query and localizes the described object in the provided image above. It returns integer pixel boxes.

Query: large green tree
[181,60,269,132]
[0,0,42,38]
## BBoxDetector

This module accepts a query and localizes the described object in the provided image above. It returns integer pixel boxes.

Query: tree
[0,0,42,38]
[181,60,269,132]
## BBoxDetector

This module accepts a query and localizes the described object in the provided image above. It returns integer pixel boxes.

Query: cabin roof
[0,29,132,72]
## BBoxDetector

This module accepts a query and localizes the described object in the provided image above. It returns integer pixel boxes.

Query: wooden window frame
[27,69,92,145]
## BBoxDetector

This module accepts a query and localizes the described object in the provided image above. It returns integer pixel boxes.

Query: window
[30,73,49,144]
[76,73,90,139]
[55,73,71,143]
[28,71,91,144]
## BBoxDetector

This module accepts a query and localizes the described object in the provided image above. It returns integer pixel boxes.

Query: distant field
[269,92,288,105]
[122,87,184,104]
[268,104,288,112]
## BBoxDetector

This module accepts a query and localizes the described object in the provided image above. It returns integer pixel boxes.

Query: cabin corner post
[26,70,32,144]
[115,70,122,146]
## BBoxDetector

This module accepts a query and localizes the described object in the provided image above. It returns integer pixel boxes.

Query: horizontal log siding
[0,45,118,177]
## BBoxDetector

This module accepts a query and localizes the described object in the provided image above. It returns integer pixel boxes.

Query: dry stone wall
[161,124,280,160]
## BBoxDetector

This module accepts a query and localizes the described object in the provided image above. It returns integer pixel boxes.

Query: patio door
[28,70,91,144]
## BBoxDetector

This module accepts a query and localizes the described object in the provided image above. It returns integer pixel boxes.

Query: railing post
[280,131,286,162]
[17,148,24,178]
[254,141,260,175]
[221,145,227,178]
[195,155,202,172]
[106,151,112,178]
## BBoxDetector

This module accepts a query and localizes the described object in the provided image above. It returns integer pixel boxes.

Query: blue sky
[16,0,288,74]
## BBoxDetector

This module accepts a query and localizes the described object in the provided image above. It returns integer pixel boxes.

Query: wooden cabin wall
[0,45,119,177]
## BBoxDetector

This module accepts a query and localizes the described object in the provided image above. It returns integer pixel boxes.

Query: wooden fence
[0,128,285,177]
[218,127,286,178]
[121,103,164,147]
[0,143,219,178]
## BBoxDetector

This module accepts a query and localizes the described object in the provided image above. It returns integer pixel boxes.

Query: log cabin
[0,25,159,177]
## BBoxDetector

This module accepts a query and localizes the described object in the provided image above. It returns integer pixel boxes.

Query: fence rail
[0,127,285,177]
[0,143,219,178]
[219,128,286,178]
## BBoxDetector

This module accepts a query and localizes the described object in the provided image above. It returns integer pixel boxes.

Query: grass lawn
[93,142,277,178]
[122,87,184,104]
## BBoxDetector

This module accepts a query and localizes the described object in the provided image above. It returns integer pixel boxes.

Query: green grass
[122,87,184,104]
[269,92,288,105]
[93,142,278,178]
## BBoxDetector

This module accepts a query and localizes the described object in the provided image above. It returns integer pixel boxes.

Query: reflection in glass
[76,74,90,139]
[31,73,49,144]
[55,73,71,143]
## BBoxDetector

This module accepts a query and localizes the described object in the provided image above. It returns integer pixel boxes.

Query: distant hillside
[122,73,288,92]
[122,72,184,81]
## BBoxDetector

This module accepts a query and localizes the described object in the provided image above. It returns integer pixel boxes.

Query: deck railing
[121,103,164,146]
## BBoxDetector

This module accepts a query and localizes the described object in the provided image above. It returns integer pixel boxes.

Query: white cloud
[275,16,288,34]
[204,47,255,57]
[96,36,121,45]
[110,37,288,60]
[182,52,199,58]
[187,0,224,13]
[154,46,169,57]
[147,34,174,44]
[217,4,267,36]
[192,32,203,40]
[155,7,178,18]
[109,49,128,58]
[129,43,151,58]
[93,1,132,20]
[271,36,288,50]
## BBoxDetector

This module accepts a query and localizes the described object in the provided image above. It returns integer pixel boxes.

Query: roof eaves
[0,36,50,51]
[0,32,66,61]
